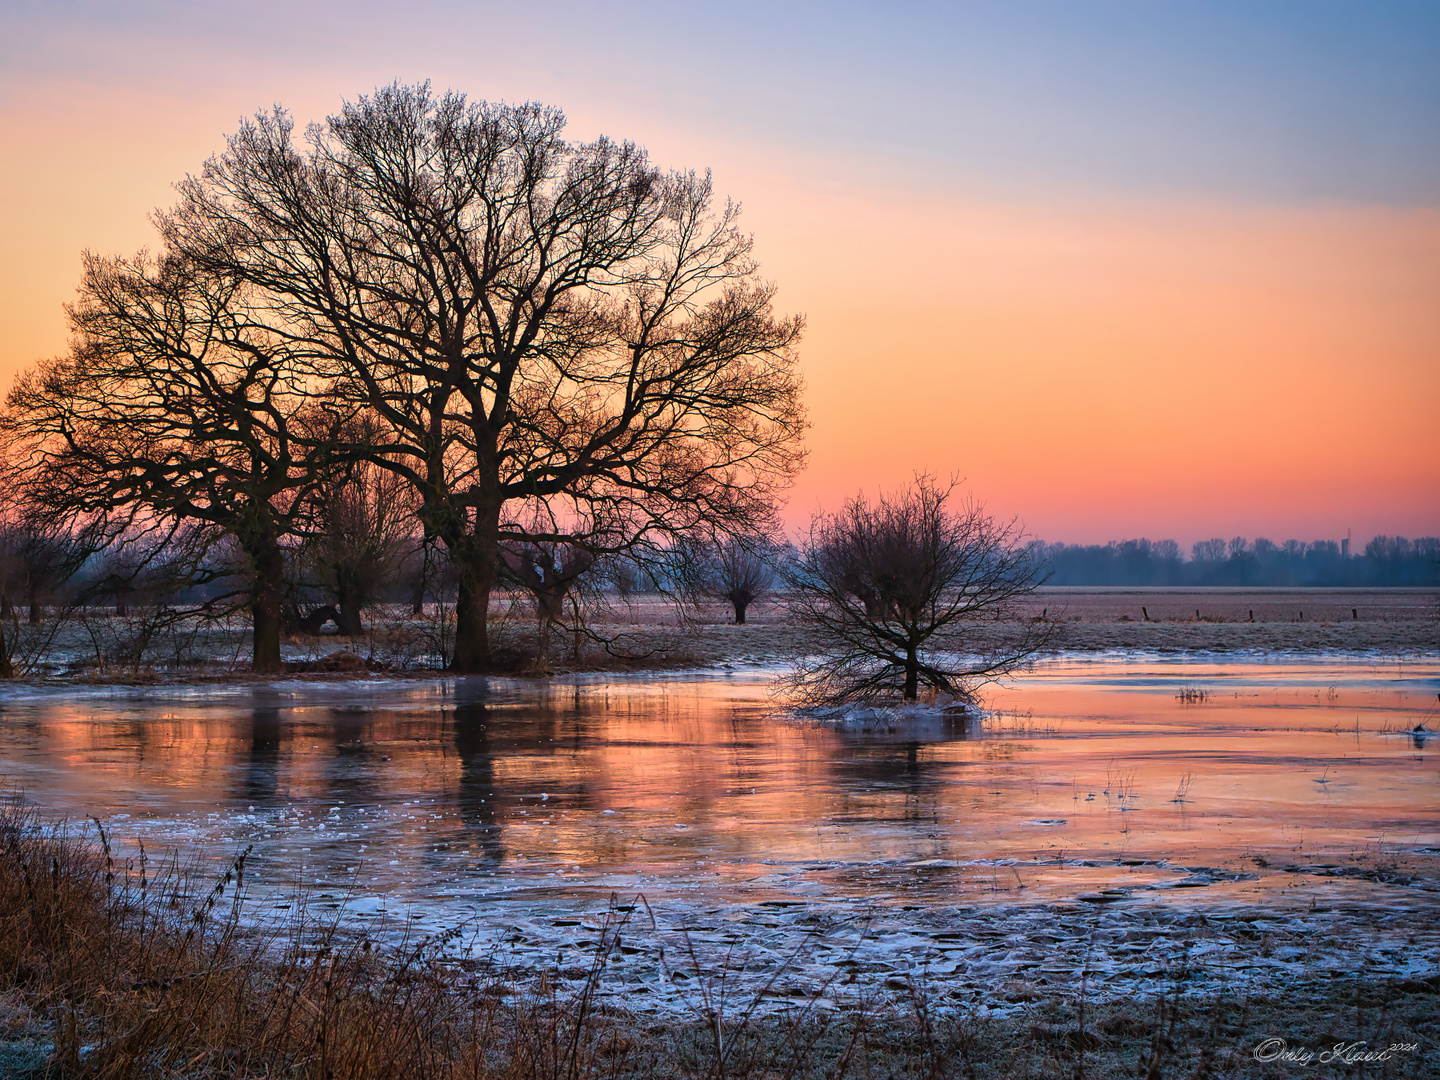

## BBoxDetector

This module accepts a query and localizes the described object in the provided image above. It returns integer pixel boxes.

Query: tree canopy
[3,251,348,670]
[3,83,806,672]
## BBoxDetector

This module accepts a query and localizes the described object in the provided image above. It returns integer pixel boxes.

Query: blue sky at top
[3,0,1437,205]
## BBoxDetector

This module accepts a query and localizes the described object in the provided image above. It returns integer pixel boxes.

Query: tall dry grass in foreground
[2,799,1435,1079]
[4,797,725,1079]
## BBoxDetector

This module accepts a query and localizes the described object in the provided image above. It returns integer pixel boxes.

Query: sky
[1,1,1437,546]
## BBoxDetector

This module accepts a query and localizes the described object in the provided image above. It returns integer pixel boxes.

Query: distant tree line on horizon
[1034,535,1440,587]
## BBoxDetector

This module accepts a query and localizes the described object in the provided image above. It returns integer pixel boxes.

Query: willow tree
[784,476,1050,704]
[3,253,346,672]
[299,453,418,636]
[675,533,779,624]
[162,83,806,671]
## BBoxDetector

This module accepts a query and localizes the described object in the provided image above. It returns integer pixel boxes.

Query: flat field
[582,587,1438,672]
[4,587,1434,680]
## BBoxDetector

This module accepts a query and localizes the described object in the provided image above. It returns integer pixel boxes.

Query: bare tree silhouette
[677,534,778,624]
[300,453,419,636]
[502,540,596,663]
[3,253,351,671]
[162,83,805,671]
[783,475,1050,704]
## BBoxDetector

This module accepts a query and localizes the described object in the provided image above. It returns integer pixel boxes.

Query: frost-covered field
[384,893,1440,1020]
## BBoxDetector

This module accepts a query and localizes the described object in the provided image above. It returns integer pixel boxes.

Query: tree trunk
[336,605,364,637]
[903,643,919,701]
[732,598,748,625]
[28,597,41,625]
[441,453,501,673]
[0,619,12,679]
[450,534,496,673]
[248,533,285,673]
[335,577,364,636]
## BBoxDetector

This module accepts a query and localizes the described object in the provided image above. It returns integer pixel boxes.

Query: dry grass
[2,799,1436,1079]
[1,795,684,1080]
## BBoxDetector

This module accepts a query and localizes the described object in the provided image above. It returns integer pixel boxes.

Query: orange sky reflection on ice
[1,87,1436,546]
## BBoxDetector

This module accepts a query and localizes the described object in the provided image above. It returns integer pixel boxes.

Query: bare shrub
[783,475,1050,703]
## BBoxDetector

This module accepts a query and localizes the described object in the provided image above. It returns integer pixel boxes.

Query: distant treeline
[1034,536,1440,587]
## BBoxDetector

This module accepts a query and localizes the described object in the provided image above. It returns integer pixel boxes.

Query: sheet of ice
[2,656,1435,1014]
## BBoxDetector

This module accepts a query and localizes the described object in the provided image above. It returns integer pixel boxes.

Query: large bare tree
[3,252,347,671]
[783,476,1050,704]
[162,83,805,671]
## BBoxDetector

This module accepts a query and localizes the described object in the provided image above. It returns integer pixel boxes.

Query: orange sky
[737,182,1440,543]
[2,77,1436,547]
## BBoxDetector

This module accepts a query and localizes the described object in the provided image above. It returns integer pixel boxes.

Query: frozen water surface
[2,655,1436,1013]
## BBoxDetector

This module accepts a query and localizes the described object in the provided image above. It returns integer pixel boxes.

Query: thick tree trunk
[449,513,500,673]
[452,555,494,671]
[335,578,364,636]
[732,598,748,625]
[336,605,364,636]
[903,644,919,701]
[27,588,41,625]
[442,454,501,674]
[248,533,285,673]
[0,619,12,679]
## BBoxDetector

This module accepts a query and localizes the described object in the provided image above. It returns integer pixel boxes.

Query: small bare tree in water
[783,475,1050,704]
